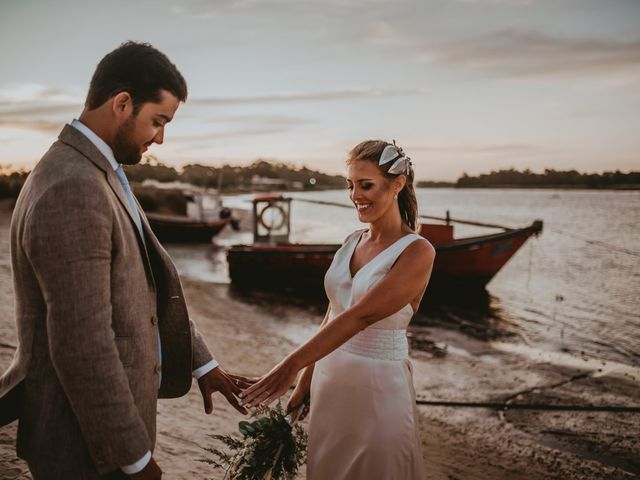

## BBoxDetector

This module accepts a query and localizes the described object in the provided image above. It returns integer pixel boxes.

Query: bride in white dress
[240,140,435,479]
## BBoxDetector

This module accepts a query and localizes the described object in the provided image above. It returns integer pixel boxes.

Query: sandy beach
[1,198,639,480]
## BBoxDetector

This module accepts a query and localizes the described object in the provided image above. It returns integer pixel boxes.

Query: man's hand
[198,367,255,415]
[129,456,161,479]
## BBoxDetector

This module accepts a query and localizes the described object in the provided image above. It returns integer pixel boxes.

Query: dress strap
[381,233,424,271]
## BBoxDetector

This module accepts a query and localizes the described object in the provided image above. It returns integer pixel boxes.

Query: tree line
[2,163,639,201]
[416,169,640,189]
[454,168,640,188]
[0,158,346,200]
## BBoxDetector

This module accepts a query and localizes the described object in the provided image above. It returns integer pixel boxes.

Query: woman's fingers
[239,377,272,406]
[242,376,289,407]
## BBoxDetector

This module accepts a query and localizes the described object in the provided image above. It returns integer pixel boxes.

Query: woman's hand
[286,367,313,422]
[240,356,301,408]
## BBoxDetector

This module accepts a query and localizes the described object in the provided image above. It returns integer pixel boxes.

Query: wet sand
[1,199,639,479]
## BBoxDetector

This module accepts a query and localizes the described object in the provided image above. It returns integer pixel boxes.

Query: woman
[240,140,435,479]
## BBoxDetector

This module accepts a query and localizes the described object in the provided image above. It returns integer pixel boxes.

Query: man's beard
[113,116,145,165]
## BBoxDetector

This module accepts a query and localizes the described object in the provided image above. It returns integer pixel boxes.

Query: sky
[0,0,639,181]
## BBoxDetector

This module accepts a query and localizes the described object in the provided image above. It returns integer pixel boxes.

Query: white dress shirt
[70,120,219,474]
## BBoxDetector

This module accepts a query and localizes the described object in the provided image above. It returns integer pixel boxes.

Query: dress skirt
[307,338,425,480]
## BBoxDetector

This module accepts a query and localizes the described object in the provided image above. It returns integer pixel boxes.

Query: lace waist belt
[340,328,409,361]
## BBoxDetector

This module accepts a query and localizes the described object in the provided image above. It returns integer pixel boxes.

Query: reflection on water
[416,289,517,341]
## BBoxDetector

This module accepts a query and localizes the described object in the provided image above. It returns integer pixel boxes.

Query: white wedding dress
[307,229,426,480]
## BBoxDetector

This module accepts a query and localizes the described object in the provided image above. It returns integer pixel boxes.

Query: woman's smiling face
[347,159,396,224]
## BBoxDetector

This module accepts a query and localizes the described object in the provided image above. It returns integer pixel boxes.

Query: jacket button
[155,364,162,374]
[151,315,158,325]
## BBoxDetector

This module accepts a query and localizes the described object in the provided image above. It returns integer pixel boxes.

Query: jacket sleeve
[24,177,151,473]
[190,317,214,370]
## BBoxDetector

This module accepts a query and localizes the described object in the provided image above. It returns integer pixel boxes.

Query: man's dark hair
[85,41,188,112]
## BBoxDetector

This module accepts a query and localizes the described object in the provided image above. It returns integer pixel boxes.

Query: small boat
[145,190,239,244]
[146,212,228,244]
[227,195,543,292]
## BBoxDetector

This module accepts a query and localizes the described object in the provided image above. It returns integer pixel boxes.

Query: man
[0,42,251,479]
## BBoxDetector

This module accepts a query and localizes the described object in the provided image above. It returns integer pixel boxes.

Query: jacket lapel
[58,125,156,290]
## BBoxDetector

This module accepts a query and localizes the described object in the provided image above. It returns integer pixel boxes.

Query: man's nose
[154,128,165,145]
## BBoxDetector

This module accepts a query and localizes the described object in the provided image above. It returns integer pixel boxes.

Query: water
[169,188,640,369]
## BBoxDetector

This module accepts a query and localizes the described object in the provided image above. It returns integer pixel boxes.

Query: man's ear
[112,92,133,118]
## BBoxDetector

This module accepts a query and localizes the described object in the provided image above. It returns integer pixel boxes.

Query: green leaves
[200,403,307,480]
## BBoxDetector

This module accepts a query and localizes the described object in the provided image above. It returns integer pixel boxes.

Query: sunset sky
[1,0,639,181]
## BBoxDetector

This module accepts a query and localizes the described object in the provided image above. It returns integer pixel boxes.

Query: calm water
[170,188,640,368]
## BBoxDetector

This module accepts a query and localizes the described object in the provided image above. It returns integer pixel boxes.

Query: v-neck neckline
[348,230,415,280]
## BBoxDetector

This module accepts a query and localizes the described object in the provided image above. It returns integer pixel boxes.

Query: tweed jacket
[0,125,213,477]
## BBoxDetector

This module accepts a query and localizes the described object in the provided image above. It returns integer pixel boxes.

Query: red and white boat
[227,195,543,292]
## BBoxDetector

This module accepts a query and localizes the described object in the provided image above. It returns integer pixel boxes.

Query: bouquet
[201,403,307,480]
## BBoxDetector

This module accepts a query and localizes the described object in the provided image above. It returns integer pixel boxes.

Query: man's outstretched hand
[198,367,255,415]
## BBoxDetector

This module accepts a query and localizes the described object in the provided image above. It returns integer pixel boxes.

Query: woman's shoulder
[402,233,436,263]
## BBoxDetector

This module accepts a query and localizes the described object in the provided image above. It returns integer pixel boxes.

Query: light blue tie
[115,165,162,386]
[115,165,145,243]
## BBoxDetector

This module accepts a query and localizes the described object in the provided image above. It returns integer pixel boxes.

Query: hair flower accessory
[379,140,412,176]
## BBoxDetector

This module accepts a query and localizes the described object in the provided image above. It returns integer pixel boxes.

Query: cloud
[0,119,64,134]
[0,84,83,121]
[449,0,533,4]
[411,143,548,156]
[172,125,294,143]
[425,30,640,77]
[0,103,81,118]
[170,0,385,17]
[190,87,424,106]
[202,113,315,126]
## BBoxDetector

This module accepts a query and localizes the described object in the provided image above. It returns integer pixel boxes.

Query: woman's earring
[394,193,398,200]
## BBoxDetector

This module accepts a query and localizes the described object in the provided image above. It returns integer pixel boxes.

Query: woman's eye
[362,183,372,190]
[347,184,353,190]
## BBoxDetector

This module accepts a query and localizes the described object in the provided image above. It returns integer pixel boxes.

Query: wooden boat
[146,212,227,243]
[227,196,543,291]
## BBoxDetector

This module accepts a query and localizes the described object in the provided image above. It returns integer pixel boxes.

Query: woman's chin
[357,211,373,223]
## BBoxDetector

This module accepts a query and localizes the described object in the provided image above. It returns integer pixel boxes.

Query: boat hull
[147,213,227,243]
[227,221,542,292]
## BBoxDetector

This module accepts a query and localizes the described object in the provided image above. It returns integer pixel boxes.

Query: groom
[0,42,250,479]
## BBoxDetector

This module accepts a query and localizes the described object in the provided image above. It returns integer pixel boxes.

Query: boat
[146,212,228,243]
[227,195,543,292]
[145,190,238,244]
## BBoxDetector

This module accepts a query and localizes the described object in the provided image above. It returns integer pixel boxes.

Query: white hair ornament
[379,140,412,176]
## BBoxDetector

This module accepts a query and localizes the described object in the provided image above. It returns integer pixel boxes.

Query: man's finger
[203,390,213,415]
[233,379,254,389]
[221,388,248,415]
[228,380,243,397]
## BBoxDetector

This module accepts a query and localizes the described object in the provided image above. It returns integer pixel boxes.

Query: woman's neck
[367,205,406,242]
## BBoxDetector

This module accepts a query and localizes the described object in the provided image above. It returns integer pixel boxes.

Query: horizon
[1,0,639,181]
[1,158,637,184]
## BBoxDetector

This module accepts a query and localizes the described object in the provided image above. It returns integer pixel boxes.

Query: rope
[291,197,511,230]
[415,399,640,413]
